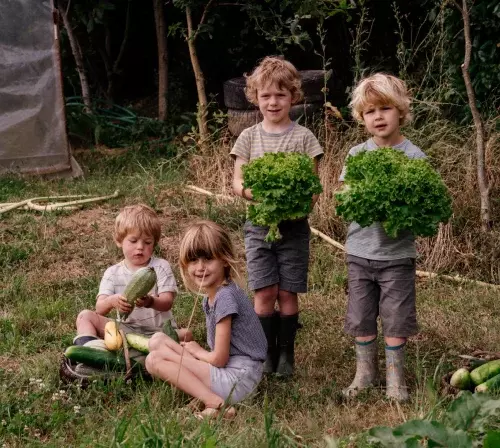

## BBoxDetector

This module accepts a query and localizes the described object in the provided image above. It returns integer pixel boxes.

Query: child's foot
[194,406,236,420]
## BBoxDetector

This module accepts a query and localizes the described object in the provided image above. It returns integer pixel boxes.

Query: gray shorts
[345,255,418,337]
[210,356,263,404]
[244,219,310,293]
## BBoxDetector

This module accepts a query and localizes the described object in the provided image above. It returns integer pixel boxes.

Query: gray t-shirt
[202,281,267,362]
[339,138,427,260]
[98,257,177,331]
[230,122,323,162]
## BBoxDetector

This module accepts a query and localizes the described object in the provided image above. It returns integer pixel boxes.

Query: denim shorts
[244,219,310,293]
[210,356,263,404]
[345,255,418,337]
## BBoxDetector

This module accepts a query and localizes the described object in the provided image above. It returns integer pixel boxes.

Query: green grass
[1,149,500,447]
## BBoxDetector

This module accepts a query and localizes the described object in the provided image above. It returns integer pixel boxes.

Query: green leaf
[445,391,500,433]
[484,431,500,448]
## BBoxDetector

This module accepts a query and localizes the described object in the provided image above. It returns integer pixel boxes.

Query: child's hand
[181,341,203,358]
[135,295,154,308]
[108,294,132,313]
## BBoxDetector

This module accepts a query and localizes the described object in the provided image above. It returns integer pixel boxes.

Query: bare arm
[232,156,253,200]
[135,291,175,311]
[95,294,131,315]
[181,316,232,367]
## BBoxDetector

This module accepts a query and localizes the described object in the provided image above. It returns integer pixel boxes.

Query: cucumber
[65,346,127,371]
[470,359,500,386]
[475,373,500,393]
[65,346,143,373]
[163,319,179,343]
[450,368,472,390]
[121,267,157,319]
[126,333,150,354]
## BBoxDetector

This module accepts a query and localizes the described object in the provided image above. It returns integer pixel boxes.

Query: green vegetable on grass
[242,152,322,242]
[335,147,452,238]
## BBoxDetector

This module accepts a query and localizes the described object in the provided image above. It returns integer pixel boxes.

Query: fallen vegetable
[335,147,452,238]
[242,152,322,241]
[470,359,500,386]
[104,321,123,351]
[450,368,472,390]
[475,373,500,393]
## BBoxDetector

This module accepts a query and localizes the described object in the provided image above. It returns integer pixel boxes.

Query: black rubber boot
[276,313,298,377]
[258,312,279,374]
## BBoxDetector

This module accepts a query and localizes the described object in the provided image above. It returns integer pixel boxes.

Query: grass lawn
[1,148,499,447]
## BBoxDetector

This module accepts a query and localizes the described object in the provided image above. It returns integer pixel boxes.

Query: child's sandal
[194,405,236,420]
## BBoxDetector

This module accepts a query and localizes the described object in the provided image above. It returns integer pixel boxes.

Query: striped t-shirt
[230,122,323,162]
[202,281,267,362]
[339,138,427,260]
[98,257,177,332]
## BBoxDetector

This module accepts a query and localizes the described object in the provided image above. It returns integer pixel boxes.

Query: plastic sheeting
[0,0,74,175]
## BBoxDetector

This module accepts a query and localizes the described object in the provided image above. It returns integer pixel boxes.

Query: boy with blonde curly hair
[339,73,426,401]
[74,204,191,346]
[231,56,323,376]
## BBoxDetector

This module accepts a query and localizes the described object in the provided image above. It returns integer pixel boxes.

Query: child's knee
[148,332,166,351]
[254,285,278,304]
[76,309,95,324]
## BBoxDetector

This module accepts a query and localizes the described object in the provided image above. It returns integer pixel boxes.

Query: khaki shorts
[210,356,263,404]
[244,219,310,293]
[344,255,418,337]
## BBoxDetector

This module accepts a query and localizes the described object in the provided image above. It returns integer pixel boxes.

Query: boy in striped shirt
[231,56,323,376]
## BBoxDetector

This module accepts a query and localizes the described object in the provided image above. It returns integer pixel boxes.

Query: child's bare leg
[277,289,298,315]
[254,284,278,315]
[255,284,279,373]
[146,348,223,409]
[275,289,299,376]
[385,336,406,346]
[75,310,109,344]
[149,332,196,358]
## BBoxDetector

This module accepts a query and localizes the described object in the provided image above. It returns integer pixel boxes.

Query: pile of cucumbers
[450,359,500,392]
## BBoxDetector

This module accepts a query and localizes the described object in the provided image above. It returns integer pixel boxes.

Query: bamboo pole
[186,184,500,290]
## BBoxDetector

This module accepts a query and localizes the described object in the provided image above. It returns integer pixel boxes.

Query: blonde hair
[350,73,412,125]
[114,204,161,244]
[179,220,241,294]
[244,56,303,105]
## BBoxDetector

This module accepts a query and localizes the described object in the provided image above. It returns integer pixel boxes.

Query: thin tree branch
[199,0,216,28]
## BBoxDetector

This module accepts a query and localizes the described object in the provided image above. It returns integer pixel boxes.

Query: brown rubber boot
[342,338,379,397]
[385,343,409,401]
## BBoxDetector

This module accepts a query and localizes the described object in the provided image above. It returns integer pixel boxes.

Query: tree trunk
[58,0,92,112]
[186,6,209,148]
[457,0,491,230]
[153,0,168,121]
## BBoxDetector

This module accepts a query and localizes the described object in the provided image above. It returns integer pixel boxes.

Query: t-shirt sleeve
[98,267,116,297]
[155,259,177,294]
[214,286,239,324]
[229,128,251,161]
[303,129,323,159]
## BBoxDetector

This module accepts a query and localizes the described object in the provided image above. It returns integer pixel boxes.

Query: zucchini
[65,346,128,371]
[475,373,500,393]
[450,368,472,390]
[121,267,157,319]
[470,359,500,386]
[126,333,150,353]
[163,319,179,343]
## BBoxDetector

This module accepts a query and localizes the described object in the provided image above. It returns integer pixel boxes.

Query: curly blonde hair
[350,73,412,125]
[179,220,242,294]
[244,56,303,105]
[114,204,161,244]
